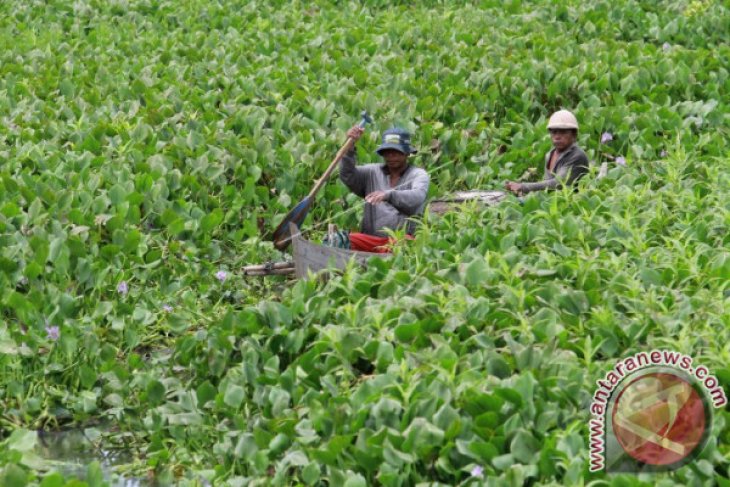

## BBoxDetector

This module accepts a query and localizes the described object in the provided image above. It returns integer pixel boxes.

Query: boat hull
[290,224,391,278]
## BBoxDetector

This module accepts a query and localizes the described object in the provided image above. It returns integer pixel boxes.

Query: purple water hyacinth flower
[215,270,227,283]
[600,132,613,144]
[471,465,484,478]
[162,304,173,312]
[660,150,667,157]
[662,42,671,51]
[45,325,60,341]
[615,156,627,166]
[117,281,129,296]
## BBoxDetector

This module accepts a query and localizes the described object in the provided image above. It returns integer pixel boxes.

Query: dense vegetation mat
[0,0,728,485]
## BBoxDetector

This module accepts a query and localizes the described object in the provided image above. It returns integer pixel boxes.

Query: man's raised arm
[339,126,371,197]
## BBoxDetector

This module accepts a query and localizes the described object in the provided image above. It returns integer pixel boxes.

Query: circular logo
[611,372,708,466]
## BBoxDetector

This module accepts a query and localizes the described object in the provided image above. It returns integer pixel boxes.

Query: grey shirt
[521,143,589,193]
[340,150,430,236]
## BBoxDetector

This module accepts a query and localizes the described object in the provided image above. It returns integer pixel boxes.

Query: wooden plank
[244,268,295,276]
[243,261,294,274]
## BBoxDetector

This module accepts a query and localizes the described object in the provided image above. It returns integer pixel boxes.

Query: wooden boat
[428,190,508,215]
[243,224,392,279]
[290,223,391,278]
[245,192,509,279]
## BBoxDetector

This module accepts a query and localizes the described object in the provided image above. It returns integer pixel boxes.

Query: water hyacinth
[600,132,613,144]
[117,281,129,296]
[660,150,667,157]
[215,271,227,283]
[2,1,727,484]
[45,325,60,341]
[615,156,627,166]
[663,42,671,51]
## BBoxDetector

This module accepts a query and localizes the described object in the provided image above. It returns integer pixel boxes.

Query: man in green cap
[505,110,589,195]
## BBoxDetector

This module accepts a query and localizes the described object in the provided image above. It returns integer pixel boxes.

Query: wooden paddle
[271,111,372,250]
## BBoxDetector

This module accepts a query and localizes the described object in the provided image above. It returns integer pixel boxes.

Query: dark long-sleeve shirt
[521,143,589,193]
[339,150,430,236]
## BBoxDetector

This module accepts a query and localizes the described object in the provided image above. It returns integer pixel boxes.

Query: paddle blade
[271,197,311,250]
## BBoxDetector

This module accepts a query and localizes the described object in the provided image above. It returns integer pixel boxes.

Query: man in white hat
[505,110,589,195]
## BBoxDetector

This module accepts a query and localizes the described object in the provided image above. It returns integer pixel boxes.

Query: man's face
[549,129,576,151]
[380,149,408,172]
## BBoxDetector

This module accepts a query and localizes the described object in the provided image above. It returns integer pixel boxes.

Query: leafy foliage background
[0,0,728,485]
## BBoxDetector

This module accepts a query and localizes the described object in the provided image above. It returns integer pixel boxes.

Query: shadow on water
[37,427,147,487]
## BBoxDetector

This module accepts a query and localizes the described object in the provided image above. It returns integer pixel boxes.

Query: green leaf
[48,237,67,263]
[394,322,420,342]
[343,473,367,487]
[223,384,246,409]
[234,433,258,460]
[383,442,414,467]
[146,380,166,405]
[196,381,217,407]
[464,257,489,286]
[492,453,515,471]
[24,262,43,280]
[7,430,37,452]
[475,412,500,429]
[495,387,523,406]
[200,208,224,233]
[86,461,105,487]
[281,450,308,467]
[404,418,445,454]
[59,79,75,97]
[0,463,28,487]
[302,463,320,485]
[375,341,394,369]
[269,387,291,416]
[269,433,290,455]
[124,230,142,253]
[639,268,662,287]
[79,365,98,389]
[470,441,500,463]
[433,404,460,432]
[487,355,511,378]
[109,185,127,205]
[39,473,65,487]
[510,429,539,464]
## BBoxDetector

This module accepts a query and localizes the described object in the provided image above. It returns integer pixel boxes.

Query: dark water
[37,428,146,487]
